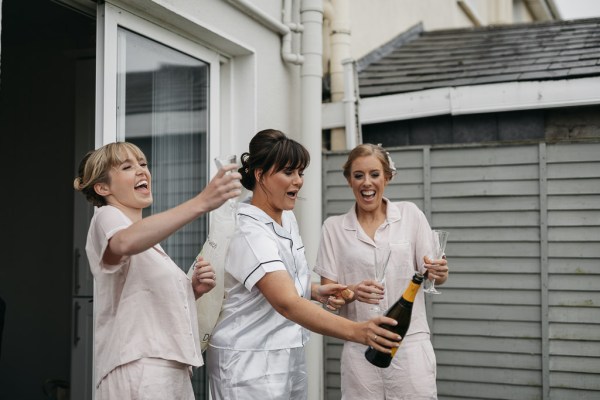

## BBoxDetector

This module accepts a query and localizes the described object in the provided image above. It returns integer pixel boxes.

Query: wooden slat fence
[321,141,600,400]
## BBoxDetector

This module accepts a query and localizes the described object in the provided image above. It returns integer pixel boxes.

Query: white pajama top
[209,202,311,350]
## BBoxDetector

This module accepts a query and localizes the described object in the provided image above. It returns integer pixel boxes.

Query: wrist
[311,283,321,301]
[191,196,210,218]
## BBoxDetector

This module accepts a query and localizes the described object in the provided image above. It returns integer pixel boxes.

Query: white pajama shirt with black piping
[207,202,311,400]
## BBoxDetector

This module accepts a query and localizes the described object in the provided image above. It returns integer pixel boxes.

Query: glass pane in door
[116,26,209,273]
[115,27,209,398]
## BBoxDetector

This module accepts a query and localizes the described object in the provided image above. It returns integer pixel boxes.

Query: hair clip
[377,143,397,177]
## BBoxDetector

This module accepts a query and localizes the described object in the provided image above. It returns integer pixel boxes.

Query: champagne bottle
[364,272,424,368]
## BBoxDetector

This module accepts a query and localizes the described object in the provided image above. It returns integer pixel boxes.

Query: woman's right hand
[355,316,402,353]
[196,163,242,212]
[354,279,385,304]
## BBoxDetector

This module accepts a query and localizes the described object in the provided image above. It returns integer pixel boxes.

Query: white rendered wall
[339,0,522,61]
[141,0,303,153]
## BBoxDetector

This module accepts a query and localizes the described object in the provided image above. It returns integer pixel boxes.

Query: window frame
[95,2,222,167]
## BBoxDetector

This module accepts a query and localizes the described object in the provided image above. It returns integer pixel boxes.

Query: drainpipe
[328,0,352,150]
[523,0,560,20]
[299,0,324,399]
[342,58,360,148]
[224,1,324,397]
[225,0,304,64]
[282,0,305,64]
[457,0,483,26]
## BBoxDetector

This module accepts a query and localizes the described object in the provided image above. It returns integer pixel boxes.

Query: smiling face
[94,148,152,221]
[348,155,389,215]
[252,165,304,225]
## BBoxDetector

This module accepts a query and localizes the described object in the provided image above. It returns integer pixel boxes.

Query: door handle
[73,301,81,346]
[73,248,81,295]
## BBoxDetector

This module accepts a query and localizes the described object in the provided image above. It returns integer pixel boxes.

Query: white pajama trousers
[96,358,195,400]
[341,333,438,400]
[207,346,308,400]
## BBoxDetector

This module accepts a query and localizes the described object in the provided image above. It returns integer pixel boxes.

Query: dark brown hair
[239,129,310,191]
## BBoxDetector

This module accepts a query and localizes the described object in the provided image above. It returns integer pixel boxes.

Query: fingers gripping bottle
[364,272,424,368]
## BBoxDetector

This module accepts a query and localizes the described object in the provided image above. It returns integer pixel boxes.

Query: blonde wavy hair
[73,142,146,207]
[342,143,396,182]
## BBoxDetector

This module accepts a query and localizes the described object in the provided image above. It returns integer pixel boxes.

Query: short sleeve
[86,206,131,274]
[314,219,339,282]
[226,223,286,291]
[411,204,433,274]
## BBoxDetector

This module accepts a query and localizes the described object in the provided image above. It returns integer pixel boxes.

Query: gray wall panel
[433,289,540,305]
[548,258,599,272]
[434,196,541,211]
[435,335,542,353]
[441,381,541,400]
[438,364,542,385]
[449,257,540,273]
[549,323,600,340]
[550,340,600,358]
[434,164,539,182]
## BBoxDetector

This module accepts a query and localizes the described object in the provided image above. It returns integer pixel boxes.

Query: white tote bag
[187,195,239,352]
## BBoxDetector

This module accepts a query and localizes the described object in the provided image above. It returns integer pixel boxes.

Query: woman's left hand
[423,255,449,285]
[192,256,217,299]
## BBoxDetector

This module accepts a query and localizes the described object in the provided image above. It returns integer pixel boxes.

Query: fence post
[423,146,432,221]
[423,146,434,330]
[539,142,549,400]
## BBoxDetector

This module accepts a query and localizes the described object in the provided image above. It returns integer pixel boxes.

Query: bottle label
[391,347,398,358]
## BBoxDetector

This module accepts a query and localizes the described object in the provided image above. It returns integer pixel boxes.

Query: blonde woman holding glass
[314,143,449,400]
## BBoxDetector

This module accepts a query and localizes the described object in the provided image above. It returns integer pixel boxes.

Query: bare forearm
[110,197,208,255]
[259,271,401,351]
[276,296,357,342]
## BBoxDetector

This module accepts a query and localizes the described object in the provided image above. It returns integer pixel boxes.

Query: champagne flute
[214,154,239,209]
[214,154,237,174]
[423,229,449,295]
[369,245,392,316]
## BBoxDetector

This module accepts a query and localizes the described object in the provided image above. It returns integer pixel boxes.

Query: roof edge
[322,77,600,129]
[356,22,424,73]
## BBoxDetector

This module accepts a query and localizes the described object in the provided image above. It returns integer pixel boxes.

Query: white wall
[135,0,302,151]
[329,0,530,63]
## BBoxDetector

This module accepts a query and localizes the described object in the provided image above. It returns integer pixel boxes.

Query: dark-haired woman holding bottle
[206,130,402,400]
[314,143,449,399]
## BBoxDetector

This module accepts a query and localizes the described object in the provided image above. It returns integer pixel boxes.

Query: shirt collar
[237,202,293,240]
[341,197,402,232]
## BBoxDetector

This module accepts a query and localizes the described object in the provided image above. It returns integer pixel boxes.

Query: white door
[94,3,222,397]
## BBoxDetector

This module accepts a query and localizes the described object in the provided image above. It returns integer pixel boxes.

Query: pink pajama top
[314,199,433,335]
[85,205,202,387]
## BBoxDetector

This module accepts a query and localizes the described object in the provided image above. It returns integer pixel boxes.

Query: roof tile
[357,18,600,97]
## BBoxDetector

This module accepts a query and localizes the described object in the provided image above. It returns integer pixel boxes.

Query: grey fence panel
[321,141,600,400]
[546,142,600,398]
